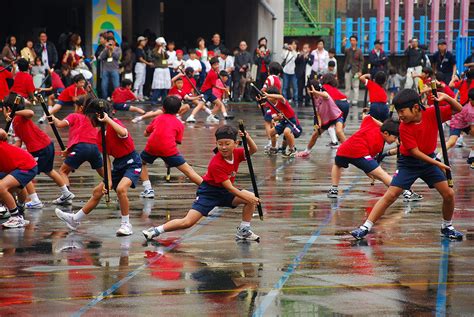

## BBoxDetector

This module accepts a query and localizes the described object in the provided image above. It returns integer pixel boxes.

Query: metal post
[376,0,385,43]
[445,0,454,51]
[430,0,440,52]
[460,0,470,38]
[390,0,400,54]
[404,0,414,48]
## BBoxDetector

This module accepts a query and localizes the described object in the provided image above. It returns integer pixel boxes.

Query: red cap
[208,51,215,57]
[176,49,183,55]
[195,50,202,57]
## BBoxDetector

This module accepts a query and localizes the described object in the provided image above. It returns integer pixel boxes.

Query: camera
[283,43,289,50]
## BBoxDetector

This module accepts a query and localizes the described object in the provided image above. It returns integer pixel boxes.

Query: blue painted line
[435,239,450,317]
[73,159,292,316]
[253,177,361,317]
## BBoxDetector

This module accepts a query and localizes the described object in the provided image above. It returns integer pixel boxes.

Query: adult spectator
[310,39,329,78]
[1,36,19,65]
[431,39,456,84]
[94,33,107,97]
[342,35,364,106]
[134,36,153,100]
[368,39,387,77]
[463,51,474,71]
[34,31,58,69]
[253,39,271,89]
[404,38,426,89]
[219,49,234,86]
[208,33,226,56]
[121,41,135,82]
[233,41,253,102]
[62,34,92,81]
[20,40,37,65]
[69,33,84,58]
[295,43,313,107]
[150,37,171,103]
[98,36,121,98]
[281,40,298,103]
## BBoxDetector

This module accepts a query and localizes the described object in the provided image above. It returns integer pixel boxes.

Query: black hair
[464,68,474,88]
[328,60,336,67]
[215,125,238,141]
[84,98,111,127]
[422,66,433,76]
[185,66,194,77]
[350,35,358,41]
[209,56,219,65]
[316,39,325,45]
[220,48,230,56]
[393,89,422,111]
[328,48,336,54]
[320,73,338,87]
[374,71,387,85]
[17,58,29,72]
[4,93,25,111]
[308,78,324,91]
[389,68,396,75]
[163,95,181,114]
[219,70,229,77]
[121,79,133,87]
[38,31,47,37]
[468,88,474,101]
[268,61,283,76]
[174,76,183,82]
[266,86,281,95]
[73,74,86,83]
[258,37,268,45]
[381,119,400,137]
[188,49,197,55]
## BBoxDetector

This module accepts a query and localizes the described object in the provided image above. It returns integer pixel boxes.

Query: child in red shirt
[260,62,283,152]
[200,57,231,122]
[449,68,474,106]
[51,96,104,193]
[0,64,14,110]
[111,79,146,114]
[360,71,389,122]
[139,96,202,198]
[50,74,87,114]
[10,58,35,101]
[0,128,38,228]
[181,67,214,123]
[142,125,261,242]
[351,88,464,240]
[55,100,142,236]
[3,95,74,208]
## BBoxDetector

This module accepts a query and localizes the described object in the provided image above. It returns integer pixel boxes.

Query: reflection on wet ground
[0,104,473,316]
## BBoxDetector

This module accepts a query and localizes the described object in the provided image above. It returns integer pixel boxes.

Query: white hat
[137,36,146,42]
[156,37,166,45]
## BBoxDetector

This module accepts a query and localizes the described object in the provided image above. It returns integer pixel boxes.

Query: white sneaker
[132,116,143,123]
[55,208,80,230]
[235,226,260,241]
[2,215,27,228]
[140,188,155,198]
[116,222,133,236]
[53,192,75,205]
[206,114,219,123]
[26,201,44,209]
[186,115,196,123]
[142,227,160,240]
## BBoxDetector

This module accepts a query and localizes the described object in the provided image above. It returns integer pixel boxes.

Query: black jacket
[368,49,388,76]
[34,41,58,68]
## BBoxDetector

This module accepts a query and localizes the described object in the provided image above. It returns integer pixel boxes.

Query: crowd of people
[0,30,473,245]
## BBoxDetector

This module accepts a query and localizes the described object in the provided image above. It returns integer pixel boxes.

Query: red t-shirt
[168,86,187,100]
[426,83,456,106]
[323,84,347,101]
[0,141,37,173]
[182,76,196,95]
[58,84,87,102]
[452,79,474,106]
[202,147,246,187]
[144,114,184,157]
[51,71,65,90]
[269,98,297,121]
[399,106,452,156]
[337,116,384,158]
[13,116,51,152]
[96,118,135,158]
[263,75,282,92]
[201,69,218,92]
[366,80,387,103]
[11,72,35,98]
[0,67,13,100]
[64,113,98,148]
[111,87,136,104]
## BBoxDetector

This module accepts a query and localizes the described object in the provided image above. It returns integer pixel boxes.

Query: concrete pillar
[404,0,414,48]
[390,0,400,54]
[257,0,284,59]
[91,0,122,53]
[376,0,385,43]
[460,0,470,37]
[445,0,454,51]
[430,0,440,52]
[122,0,133,44]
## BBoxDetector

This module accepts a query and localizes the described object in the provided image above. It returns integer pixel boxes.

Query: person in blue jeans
[281,40,298,103]
[98,36,121,99]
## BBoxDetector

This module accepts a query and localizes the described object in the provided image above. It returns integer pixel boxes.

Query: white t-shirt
[219,56,234,72]
[281,49,297,75]
[328,57,337,75]
[167,50,177,68]
[311,49,329,74]
[185,59,202,74]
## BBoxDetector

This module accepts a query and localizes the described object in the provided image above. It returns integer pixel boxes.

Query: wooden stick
[35,94,66,151]
[4,95,22,132]
[98,100,111,202]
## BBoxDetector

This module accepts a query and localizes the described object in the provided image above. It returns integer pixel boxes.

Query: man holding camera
[281,40,298,104]
[98,36,122,99]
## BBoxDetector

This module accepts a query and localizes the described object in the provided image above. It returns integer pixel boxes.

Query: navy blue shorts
[335,100,350,122]
[369,102,389,122]
[202,89,217,103]
[113,103,131,111]
[388,87,399,94]
[64,143,103,170]
[449,126,471,137]
[391,154,447,190]
[140,150,186,168]
[54,88,65,98]
[320,116,344,131]
[275,117,302,138]
[31,142,55,174]
[263,108,272,123]
[0,166,38,188]
[335,155,379,174]
[112,151,142,190]
[57,100,74,107]
[191,182,237,216]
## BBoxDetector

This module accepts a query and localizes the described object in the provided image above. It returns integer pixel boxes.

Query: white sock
[143,180,152,191]
[60,185,69,194]
[402,190,410,196]
[304,147,312,153]
[205,107,212,115]
[361,220,373,231]
[29,193,40,203]
[222,110,228,117]
[469,150,474,158]
[328,126,338,143]
[157,225,165,234]
[240,221,251,228]
[121,215,130,223]
[267,140,272,146]
[442,219,452,229]
[73,209,86,221]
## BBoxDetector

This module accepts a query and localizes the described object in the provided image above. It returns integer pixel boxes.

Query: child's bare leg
[176,163,203,185]
[433,181,455,221]
[211,100,223,115]
[129,106,146,114]
[331,164,343,186]
[162,209,203,231]
[445,135,458,150]
[335,121,346,142]
[367,186,404,223]
[367,167,393,187]
[116,178,133,216]
[47,170,66,187]
[190,101,205,116]
[81,183,105,214]
[59,163,73,186]
[178,104,190,117]
[283,128,295,149]
[141,109,163,120]
[0,176,20,209]
[232,193,255,222]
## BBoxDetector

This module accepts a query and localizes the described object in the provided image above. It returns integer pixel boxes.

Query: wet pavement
[0,103,473,316]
